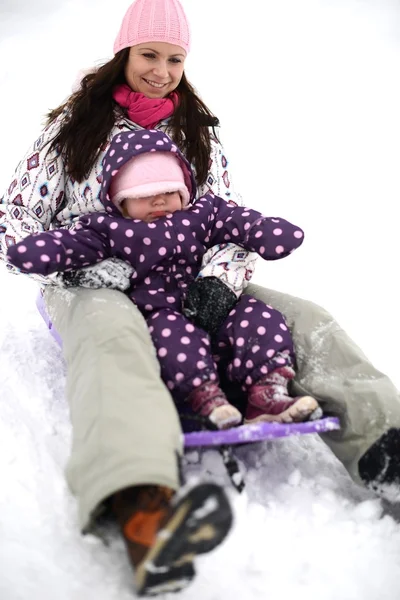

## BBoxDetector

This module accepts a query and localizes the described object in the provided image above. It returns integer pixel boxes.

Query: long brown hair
[46,49,219,186]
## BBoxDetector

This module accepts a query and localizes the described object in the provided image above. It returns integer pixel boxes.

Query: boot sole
[135,482,233,596]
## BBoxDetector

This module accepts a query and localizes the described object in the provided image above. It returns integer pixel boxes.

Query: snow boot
[359,428,400,503]
[245,366,322,424]
[188,381,242,429]
[112,482,233,596]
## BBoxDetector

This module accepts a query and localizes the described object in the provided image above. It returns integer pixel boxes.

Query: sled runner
[36,291,340,491]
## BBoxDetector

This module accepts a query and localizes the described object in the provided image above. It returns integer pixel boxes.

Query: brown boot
[112,482,233,596]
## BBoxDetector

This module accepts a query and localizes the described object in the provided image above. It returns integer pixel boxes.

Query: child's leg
[148,309,241,428]
[215,295,296,387]
[215,295,321,422]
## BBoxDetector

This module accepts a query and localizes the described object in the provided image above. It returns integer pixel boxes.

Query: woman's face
[125,42,186,98]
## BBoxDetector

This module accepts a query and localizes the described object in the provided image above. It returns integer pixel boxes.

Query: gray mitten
[57,257,134,291]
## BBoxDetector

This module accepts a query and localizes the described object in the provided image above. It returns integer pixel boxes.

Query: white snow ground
[1,1,400,599]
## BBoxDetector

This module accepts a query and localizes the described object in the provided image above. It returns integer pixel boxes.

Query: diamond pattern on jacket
[222,171,230,188]
[8,180,18,195]
[34,135,45,151]
[46,160,59,180]
[33,200,45,218]
[20,173,31,191]
[27,153,39,170]
[5,234,16,247]
[21,222,33,233]
[12,194,23,206]
[10,206,23,220]
[207,173,216,187]
[55,191,64,209]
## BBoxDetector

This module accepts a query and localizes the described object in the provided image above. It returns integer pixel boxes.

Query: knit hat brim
[112,180,190,208]
[114,34,189,55]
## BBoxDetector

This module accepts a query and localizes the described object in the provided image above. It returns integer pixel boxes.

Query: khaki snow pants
[44,286,183,531]
[44,283,400,530]
[247,283,400,485]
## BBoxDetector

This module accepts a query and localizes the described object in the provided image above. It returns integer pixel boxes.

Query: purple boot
[188,381,242,429]
[245,366,322,424]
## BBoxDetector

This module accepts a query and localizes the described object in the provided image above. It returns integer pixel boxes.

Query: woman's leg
[246,283,400,485]
[43,286,183,532]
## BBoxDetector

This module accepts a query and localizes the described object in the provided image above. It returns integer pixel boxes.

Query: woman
[1,0,400,595]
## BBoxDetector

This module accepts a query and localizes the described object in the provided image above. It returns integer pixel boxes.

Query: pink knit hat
[114,0,191,55]
[109,151,190,209]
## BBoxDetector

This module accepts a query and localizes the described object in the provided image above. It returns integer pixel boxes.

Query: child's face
[122,191,182,222]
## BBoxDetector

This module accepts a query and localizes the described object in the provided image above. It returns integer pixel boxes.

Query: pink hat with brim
[110,151,190,209]
[114,0,191,55]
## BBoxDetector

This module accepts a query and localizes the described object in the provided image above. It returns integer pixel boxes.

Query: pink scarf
[113,84,178,129]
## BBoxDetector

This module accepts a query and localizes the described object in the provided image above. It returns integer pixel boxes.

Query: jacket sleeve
[201,195,304,259]
[6,222,110,277]
[196,130,258,295]
[0,116,67,284]
[196,129,243,205]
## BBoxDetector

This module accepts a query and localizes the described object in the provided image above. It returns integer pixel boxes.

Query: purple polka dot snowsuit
[8,130,304,405]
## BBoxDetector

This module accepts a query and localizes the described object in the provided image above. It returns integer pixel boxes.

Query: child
[7,129,322,428]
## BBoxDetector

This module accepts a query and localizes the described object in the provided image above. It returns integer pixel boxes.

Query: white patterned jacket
[0,112,257,293]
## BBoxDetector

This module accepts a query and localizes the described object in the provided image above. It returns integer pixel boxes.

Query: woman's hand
[58,257,134,291]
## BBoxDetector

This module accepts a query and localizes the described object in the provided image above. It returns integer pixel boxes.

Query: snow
[1,0,400,598]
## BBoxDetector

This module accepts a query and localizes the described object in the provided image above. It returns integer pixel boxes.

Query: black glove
[58,257,134,291]
[182,276,238,337]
